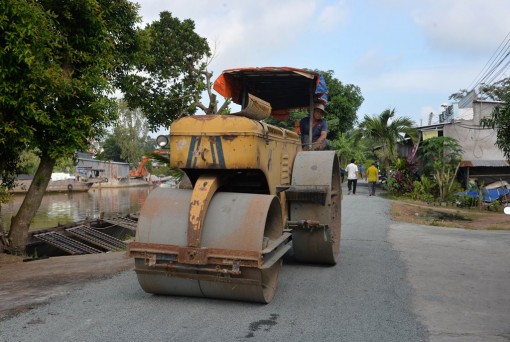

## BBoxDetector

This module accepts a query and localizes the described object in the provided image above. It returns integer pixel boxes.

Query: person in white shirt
[345,158,358,195]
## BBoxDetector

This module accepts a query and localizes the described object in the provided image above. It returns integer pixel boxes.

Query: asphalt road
[1,182,509,342]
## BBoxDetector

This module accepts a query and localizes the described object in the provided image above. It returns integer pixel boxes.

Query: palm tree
[330,131,366,166]
[359,108,418,168]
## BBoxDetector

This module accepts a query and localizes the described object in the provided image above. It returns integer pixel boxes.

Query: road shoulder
[388,222,510,342]
[0,252,133,321]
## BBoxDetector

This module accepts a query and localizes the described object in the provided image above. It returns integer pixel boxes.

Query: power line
[467,30,510,89]
[467,31,510,90]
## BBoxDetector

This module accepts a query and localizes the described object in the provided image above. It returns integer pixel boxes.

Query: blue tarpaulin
[456,188,510,202]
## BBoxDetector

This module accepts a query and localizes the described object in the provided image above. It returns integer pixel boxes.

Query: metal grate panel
[102,217,137,231]
[66,225,126,251]
[34,232,102,255]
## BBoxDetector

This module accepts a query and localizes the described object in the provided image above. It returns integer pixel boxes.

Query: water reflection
[1,186,153,231]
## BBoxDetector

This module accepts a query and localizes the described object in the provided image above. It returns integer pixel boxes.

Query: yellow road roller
[128,67,341,303]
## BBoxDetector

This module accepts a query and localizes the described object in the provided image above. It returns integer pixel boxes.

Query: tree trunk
[7,153,55,254]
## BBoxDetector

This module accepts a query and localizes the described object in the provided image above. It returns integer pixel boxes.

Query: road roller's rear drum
[290,151,341,264]
[133,188,283,303]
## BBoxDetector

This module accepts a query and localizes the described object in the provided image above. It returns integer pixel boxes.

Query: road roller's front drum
[132,188,284,303]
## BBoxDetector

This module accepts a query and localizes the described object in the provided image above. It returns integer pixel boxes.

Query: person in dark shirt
[300,103,328,150]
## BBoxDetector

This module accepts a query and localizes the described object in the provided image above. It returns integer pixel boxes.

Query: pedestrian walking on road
[346,158,358,195]
[367,162,378,196]
[358,164,365,180]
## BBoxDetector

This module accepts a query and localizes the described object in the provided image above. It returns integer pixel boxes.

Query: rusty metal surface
[34,231,102,255]
[284,185,329,205]
[133,258,282,303]
[66,225,126,251]
[287,220,325,231]
[290,151,341,265]
[460,159,510,167]
[132,189,284,303]
[128,241,261,265]
[187,175,222,248]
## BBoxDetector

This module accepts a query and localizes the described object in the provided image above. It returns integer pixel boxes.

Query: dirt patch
[390,200,510,230]
[0,252,133,321]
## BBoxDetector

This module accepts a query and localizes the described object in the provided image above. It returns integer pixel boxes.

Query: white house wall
[443,101,506,161]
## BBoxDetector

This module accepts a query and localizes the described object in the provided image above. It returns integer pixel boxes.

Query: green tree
[479,78,510,159]
[114,102,150,165]
[265,69,364,138]
[97,133,124,162]
[118,11,211,131]
[2,0,140,252]
[96,103,156,164]
[0,0,61,207]
[330,130,366,167]
[1,2,210,253]
[359,108,418,168]
[419,136,463,201]
[320,70,364,137]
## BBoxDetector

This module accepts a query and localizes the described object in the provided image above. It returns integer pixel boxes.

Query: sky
[133,0,510,127]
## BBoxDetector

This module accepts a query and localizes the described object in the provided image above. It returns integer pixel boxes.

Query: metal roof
[460,160,510,168]
[213,67,325,111]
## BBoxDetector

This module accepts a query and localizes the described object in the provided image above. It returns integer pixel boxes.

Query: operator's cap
[314,103,327,114]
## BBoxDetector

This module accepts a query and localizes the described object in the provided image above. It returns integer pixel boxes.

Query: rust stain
[222,135,237,141]
[193,115,217,121]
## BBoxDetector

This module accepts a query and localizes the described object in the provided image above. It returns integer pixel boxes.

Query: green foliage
[316,69,364,137]
[419,136,463,201]
[0,0,61,187]
[143,150,184,181]
[419,136,463,175]
[480,105,510,160]
[18,150,40,175]
[265,109,307,130]
[330,131,368,166]
[410,179,433,202]
[97,134,124,162]
[118,11,211,132]
[54,156,74,174]
[114,102,151,165]
[456,194,477,208]
[264,69,364,139]
[1,1,210,250]
[359,108,418,168]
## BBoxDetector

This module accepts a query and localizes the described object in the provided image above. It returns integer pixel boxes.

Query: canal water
[1,186,153,231]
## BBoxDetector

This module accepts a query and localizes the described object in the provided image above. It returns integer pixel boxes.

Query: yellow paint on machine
[169,115,301,192]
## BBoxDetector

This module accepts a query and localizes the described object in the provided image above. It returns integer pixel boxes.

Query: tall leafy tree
[319,70,364,137]
[2,0,140,252]
[1,1,210,253]
[0,0,61,207]
[118,11,210,132]
[359,108,417,168]
[114,101,150,165]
